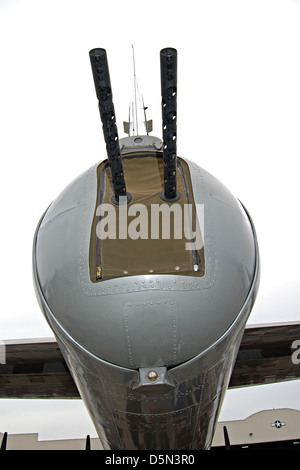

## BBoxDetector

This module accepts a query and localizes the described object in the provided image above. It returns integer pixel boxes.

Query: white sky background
[0,0,300,441]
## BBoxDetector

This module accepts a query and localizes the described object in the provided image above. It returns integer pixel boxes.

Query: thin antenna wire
[125,45,150,136]
[132,45,138,136]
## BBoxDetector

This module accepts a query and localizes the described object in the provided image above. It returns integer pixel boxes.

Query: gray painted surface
[33,143,259,449]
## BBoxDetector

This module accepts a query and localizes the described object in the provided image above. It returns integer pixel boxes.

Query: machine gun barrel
[89,48,129,204]
[160,48,179,201]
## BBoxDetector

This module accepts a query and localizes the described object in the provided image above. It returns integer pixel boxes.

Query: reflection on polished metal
[32,47,260,450]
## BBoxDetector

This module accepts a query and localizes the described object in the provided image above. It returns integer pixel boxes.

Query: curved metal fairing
[32,47,260,450]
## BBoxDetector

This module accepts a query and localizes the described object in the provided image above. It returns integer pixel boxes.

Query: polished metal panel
[33,230,258,449]
[34,157,257,370]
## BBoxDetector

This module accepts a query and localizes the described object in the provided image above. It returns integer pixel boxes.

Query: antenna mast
[123,46,152,137]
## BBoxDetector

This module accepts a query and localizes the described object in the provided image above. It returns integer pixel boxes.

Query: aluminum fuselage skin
[33,137,259,450]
